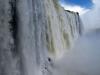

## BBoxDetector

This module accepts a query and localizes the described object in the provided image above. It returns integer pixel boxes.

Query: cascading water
[0,0,82,75]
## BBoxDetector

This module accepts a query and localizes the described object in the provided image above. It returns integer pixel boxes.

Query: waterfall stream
[0,0,82,75]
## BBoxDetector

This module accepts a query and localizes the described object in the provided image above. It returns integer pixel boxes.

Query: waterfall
[0,0,82,75]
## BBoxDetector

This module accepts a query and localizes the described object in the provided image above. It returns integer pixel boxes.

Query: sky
[60,0,100,31]
[60,0,93,9]
[60,0,93,15]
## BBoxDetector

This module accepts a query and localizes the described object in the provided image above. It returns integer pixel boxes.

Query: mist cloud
[81,0,100,31]
[60,3,90,15]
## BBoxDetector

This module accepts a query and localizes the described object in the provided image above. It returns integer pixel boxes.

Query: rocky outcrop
[0,0,82,75]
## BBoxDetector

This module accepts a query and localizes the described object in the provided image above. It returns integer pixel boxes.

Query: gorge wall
[0,0,82,75]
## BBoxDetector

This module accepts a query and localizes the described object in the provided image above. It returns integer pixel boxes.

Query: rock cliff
[0,0,82,75]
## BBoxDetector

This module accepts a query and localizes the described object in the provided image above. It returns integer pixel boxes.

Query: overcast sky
[60,0,100,31]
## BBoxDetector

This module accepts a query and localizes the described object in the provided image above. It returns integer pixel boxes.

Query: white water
[0,0,82,75]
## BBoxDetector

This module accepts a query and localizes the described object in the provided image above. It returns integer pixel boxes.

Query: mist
[54,29,100,75]
[81,0,100,31]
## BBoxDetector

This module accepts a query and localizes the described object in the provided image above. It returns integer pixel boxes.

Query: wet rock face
[0,0,82,75]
